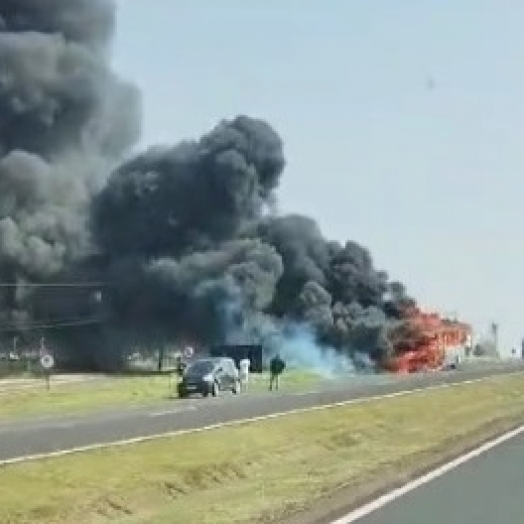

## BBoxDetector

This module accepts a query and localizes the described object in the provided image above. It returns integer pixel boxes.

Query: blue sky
[113,0,524,353]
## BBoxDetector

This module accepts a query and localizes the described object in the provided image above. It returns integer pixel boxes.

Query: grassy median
[0,370,322,421]
[1,372,524,524]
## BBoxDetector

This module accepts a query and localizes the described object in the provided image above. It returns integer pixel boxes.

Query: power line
[0,314,106,327]
[0,316,108,333]
[0,282,110,288]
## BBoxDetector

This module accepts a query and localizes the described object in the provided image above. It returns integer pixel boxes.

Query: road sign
[40,354,55,370]
[184,346,194,359]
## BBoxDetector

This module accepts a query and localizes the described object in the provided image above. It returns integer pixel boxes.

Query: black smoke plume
[89,116,415,372]
[0,0,140,366]
[0,0,415,372]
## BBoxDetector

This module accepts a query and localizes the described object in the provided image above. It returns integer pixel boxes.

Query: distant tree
[473,338,499,358]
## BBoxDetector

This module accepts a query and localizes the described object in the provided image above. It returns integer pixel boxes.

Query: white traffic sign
[184,346,194,359]
[40,354,55,370]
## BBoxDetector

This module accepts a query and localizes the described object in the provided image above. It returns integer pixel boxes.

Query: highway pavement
[344,429,524,524]
[0,361,523,462]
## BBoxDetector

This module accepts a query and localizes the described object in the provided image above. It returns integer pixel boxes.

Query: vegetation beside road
[2,373,524,524]
[0,369,323,421]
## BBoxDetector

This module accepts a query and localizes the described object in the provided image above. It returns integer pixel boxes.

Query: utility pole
[491,322,498,355]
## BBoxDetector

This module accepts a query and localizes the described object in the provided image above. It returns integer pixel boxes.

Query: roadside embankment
[1,372,524,523]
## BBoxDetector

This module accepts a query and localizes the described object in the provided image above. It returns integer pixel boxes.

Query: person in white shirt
[239,357,251,390]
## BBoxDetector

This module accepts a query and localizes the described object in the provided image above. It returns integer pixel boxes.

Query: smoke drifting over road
[0,0,415,371]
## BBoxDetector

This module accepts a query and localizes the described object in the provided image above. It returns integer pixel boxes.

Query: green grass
[0,369,323,422]
[2,372,524,524]
[0,358,54,378]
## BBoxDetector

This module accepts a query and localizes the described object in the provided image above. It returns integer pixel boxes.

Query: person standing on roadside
[239,356,251,391]
[269,353,286,391]
[175,354,187,380]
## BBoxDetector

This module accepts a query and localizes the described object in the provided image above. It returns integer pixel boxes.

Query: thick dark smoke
[93,116,284,258]
[90,116,415,372]
[0,0,140,364]
[0,0,415,372]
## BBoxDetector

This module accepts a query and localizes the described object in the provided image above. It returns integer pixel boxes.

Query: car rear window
[186,360,214,375]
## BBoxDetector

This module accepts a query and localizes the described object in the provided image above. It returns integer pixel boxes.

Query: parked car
[177,357,240,398]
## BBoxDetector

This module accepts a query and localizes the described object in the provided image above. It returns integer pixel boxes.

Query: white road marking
[290,390,321,396]
[0,371,522,467]
[330,424,524,523]
[149,406,197,417]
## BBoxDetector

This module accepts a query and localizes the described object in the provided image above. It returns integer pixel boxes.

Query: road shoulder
[280,414,524,524]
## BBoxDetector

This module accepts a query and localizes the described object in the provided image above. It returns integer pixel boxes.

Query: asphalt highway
[347,430,524,524]
[0,361,523,462]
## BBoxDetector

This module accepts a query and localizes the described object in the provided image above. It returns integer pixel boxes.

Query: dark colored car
[177,357,240,398]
